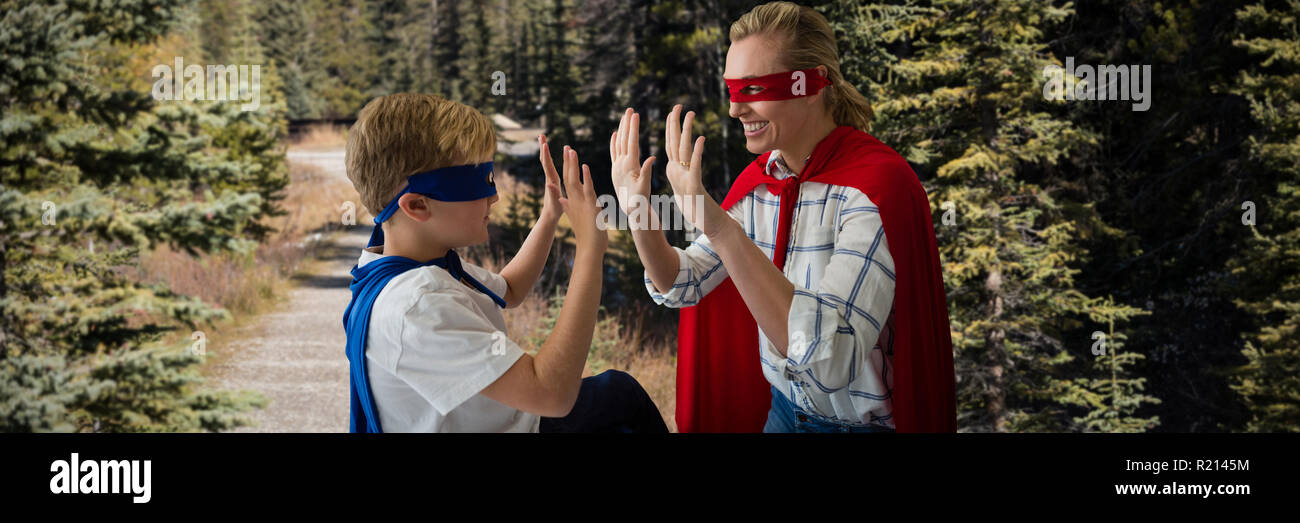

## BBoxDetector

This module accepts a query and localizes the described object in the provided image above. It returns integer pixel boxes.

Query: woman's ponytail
[825,71,874,132]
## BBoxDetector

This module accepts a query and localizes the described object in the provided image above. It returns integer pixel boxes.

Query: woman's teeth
[743,121,769,135]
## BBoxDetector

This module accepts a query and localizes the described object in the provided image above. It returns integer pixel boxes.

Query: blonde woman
[611,1,956,432]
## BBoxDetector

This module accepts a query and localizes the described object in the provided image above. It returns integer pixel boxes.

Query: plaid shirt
[647,150,897,428]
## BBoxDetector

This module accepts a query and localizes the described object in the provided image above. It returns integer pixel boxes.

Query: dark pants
[539,370,669,433]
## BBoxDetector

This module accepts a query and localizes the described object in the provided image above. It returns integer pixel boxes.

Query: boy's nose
[488,193,500,205]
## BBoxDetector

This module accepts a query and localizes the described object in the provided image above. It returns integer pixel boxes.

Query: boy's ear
[396,193,433,223]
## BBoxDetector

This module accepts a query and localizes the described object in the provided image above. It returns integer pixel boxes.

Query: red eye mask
[724,68,832,102]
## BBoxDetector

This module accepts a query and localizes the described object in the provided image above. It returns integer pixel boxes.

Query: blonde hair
[729,1,873,131]
[346,93,497,215]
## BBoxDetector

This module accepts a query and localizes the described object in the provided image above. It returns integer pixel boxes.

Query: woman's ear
[397,193,433,222]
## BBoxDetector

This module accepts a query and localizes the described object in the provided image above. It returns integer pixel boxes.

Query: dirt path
[286,148,348,180]
[205,227,367,432]
[206,147,361,432]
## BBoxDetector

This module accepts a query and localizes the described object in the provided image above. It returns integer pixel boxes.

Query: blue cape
[342,248,506,433]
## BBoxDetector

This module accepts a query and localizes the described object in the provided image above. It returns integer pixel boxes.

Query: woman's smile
[743,120,770,136]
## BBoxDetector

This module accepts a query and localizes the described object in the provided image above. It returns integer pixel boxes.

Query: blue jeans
[539,370,669,433]
[763,386,895,433]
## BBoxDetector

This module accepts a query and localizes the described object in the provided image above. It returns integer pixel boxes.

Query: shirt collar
[358,246,384,268]
[765,150,808,180]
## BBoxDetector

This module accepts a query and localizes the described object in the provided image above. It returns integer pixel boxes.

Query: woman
[610,1,956,432]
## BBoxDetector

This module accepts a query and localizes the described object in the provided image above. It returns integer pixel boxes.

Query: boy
[342,93,666,433]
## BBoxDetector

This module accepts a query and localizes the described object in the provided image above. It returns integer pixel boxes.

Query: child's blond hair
[346,93,497,216]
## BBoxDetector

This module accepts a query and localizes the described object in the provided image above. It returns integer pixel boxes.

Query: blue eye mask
[367,162,496,248]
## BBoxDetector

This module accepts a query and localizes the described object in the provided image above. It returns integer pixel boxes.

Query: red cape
[676,126,957,432]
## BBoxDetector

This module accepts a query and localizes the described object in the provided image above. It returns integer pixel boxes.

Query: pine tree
[1053,295,1160,432]
[1059,0,1257,433]
[457,2,501,111]
[537,0,582,147]
[1226,0,1300,433]
[255,1,333,119]
[432,0,466,102]
[847,0,1101,432]
[0,0,276,431]
[312,0,379,117]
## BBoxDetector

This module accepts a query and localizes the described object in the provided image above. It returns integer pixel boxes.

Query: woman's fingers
[621,110,634,155]
[624,108,636,154]
[609,131,617,163]
[690,136,705,178]
[631,112,642,157]
[615,109,629,156]
[680,110,695,163]
[665,104,681,162]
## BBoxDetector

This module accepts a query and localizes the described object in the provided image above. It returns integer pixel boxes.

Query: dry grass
[271,161,370,240]
[136,245,286,318]
[290,123,348,150]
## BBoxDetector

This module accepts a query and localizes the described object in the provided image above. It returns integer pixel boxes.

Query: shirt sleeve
[395,283,524,415]
[764,191,896,392]
[645,198,747,307]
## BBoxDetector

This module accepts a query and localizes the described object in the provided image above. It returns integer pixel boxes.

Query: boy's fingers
[540,142,558,179]
[680,111,695,163]
[560,147,574,197]
[567,148,581,194]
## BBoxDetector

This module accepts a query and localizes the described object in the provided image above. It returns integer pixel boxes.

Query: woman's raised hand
[610,108,655,219]
[663,104,724,236]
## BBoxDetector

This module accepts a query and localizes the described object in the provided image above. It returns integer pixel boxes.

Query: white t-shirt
[357,247,539,433]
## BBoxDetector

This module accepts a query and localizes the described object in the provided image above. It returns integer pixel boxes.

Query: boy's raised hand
[537,134,563,224]
[558,145,609,253]
[610,108,655,217]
